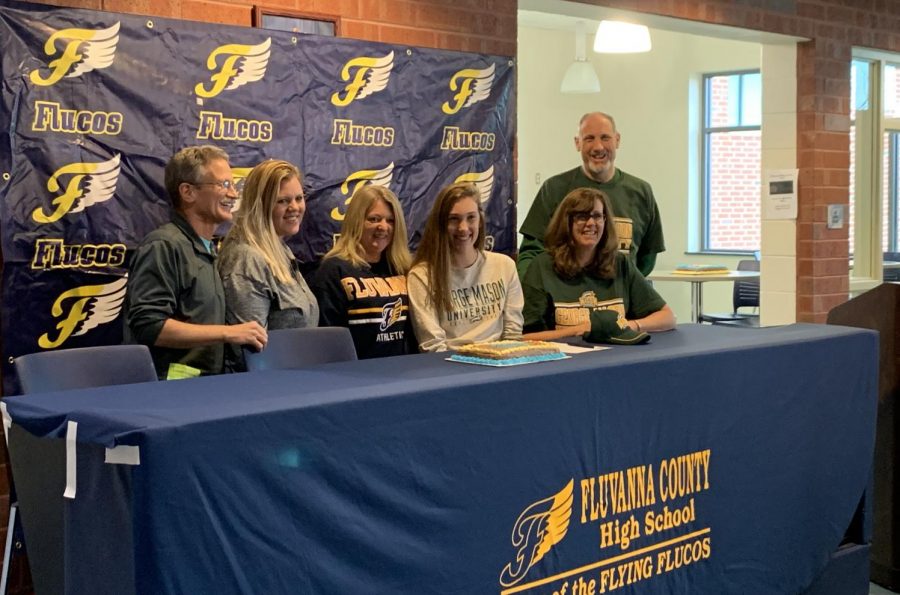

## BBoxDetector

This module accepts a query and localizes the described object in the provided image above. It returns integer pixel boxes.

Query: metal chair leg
[0,502,17,595]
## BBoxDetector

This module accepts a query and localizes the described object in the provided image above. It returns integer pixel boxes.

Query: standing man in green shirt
[517,112,665,278]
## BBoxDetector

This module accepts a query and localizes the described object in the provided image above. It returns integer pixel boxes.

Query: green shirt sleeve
[518,179,563,278]
[636,252,657,278]
[522,255,553,333]
[517,235,545,279]
[621,256,666,319]
[634,184,664,275]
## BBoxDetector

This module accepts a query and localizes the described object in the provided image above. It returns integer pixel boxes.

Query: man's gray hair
[164,145,230,209]
[578,112,617,133]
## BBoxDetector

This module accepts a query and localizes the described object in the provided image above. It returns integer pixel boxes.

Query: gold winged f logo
[499,479,574,587]
[454,165,495,206]
[442,63,495,115]
[195,38,271,99]
[330,163,394,221]
[38,276,128,349]
[331,51,395,106]
[30,22,120,86]
[33,154,121,224]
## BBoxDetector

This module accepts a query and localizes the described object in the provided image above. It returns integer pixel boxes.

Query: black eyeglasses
[190,180,235,191]
[572,211,605,224]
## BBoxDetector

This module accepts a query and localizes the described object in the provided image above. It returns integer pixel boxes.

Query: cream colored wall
[517,25,761,321]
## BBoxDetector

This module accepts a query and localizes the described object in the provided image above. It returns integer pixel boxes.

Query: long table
[2,324,878,594]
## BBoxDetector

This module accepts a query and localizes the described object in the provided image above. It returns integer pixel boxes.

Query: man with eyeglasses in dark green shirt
[125,145,267,379]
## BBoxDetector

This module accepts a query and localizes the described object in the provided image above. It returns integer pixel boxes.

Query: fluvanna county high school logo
[33,154,121,224]
[331,51,394,107]
[441,63,495,115]
[454,166,494,205]
[499,479,574,587]
[499,451,713,594]
[194,38,271,99]
[330,162,394,221]
[38,276,127,349]
[30,22,120,86]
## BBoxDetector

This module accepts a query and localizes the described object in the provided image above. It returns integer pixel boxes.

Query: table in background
[3,324,877,595]
[649,270,760,322]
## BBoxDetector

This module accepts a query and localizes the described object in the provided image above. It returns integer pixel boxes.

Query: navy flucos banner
[0,0,515,391]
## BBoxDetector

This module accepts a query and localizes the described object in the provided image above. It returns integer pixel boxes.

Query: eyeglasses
[190,180,235,191]
[572,211,606,224]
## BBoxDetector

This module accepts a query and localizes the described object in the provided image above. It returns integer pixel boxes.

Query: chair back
[14,344,158,394]
[884,252,900,282]
[733,259,760,312]
[244,327,358,372]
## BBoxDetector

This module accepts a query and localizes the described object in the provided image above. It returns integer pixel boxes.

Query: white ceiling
[518,0,806,44]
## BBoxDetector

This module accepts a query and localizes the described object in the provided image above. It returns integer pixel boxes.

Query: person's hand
[572,321,591,337]
[225,321,268,351]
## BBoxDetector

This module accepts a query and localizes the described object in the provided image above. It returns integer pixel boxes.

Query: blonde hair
[222,159,302,284]
[412,182,484,315]
[324,185,411,273]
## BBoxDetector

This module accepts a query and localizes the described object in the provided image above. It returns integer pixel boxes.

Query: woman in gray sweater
[218,160,319,338]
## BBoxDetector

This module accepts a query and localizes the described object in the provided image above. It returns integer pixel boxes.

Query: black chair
[244,327,358,372]
[698,259,760,327]
[5,345,157,595]
[883,252,900,282]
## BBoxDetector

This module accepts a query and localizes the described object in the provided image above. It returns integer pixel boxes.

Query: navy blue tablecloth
[3,323,879,594]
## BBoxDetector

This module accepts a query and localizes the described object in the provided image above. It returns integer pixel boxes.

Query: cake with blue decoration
[450,340,566,366]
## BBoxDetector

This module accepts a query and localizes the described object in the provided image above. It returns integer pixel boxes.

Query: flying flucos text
[545,449,713,595]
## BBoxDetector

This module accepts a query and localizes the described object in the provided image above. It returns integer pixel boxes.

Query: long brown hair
[545,188,618,279]
[222,160,302,284]
[412,182,485,315]
[324,185,411,273]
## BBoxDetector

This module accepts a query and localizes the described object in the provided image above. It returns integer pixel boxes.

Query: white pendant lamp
[560,21,601,94]
[593,20,652,54]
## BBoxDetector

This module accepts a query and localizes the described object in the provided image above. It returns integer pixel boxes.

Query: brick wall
[25,0,517,55]
[708,76,761,251]
[708,131,761,251]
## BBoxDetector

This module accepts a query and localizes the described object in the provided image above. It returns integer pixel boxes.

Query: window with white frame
[702,70,761,252]
[881,64,900,253]
[849,54,900,286]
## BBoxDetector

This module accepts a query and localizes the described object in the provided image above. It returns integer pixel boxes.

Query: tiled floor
[872,582,899,594]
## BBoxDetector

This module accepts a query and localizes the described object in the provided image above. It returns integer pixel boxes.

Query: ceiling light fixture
[560,20,601,94]
[593,20,652,54]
